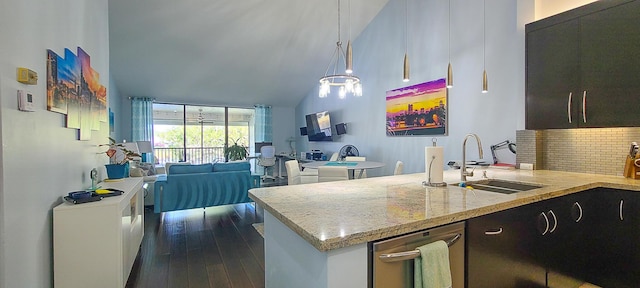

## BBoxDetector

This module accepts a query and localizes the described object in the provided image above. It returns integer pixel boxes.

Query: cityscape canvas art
[386,78,448,136]
[47,47,107,140]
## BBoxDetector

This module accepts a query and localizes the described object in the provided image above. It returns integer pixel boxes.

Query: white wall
[271,106,296,155]
[535,0,598,20]
[0,0,109,287]
[296,0,535,176]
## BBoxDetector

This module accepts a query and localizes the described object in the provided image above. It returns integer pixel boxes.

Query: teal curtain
[131,98,154,162]
[255,105,272,143]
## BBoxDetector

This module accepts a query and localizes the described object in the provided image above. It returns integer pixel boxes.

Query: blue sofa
[153,162,261,213]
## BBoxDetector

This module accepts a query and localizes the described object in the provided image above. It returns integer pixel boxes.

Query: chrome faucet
[461,134,483,182]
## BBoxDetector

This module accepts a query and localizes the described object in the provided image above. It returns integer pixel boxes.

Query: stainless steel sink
[461,179,543,194]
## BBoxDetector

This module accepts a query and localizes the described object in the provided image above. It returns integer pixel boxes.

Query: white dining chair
[285,160,318,185]
[394,160,404,175]
[329,152,339,161]
[318,166,349,182]
[345,156,367,178]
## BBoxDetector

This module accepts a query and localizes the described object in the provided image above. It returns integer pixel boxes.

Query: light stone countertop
[248,168,640,252]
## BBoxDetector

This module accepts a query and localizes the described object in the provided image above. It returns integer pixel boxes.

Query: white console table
[53,177,144,288]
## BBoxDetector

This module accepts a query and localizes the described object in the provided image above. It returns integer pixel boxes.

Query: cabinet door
[582,188,640,287]
[525,19,580,130]
[579,1,640,127]
[466,206,546,288]
[542,190,598,285]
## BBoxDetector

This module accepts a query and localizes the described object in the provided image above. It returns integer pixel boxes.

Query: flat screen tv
[305,111,333,141]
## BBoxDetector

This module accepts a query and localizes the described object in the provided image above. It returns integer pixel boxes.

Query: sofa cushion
[169,163,213,175]
[165,162,191,175]
[213,161,250,172]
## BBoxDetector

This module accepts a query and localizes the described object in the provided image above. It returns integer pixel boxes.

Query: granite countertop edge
[249,170,640,252]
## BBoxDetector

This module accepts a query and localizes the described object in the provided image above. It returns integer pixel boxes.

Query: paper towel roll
[425,146,444,184]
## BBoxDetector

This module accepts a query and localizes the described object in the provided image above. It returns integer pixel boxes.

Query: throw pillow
[129,167,146,177]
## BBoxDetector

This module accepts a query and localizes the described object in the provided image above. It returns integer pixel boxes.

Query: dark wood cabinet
[526,0,640,129]
[467,189,640,288]
[466,204,546,288]
[580,188,640,287]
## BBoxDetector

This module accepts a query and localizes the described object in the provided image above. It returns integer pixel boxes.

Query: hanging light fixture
[446,0,453,88]
[482,0,488,93]
[403,0,410,82]
[319,0,363,98]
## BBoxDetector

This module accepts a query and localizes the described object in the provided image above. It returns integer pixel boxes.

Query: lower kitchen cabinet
[581,188,640,287]
[467,188,640,288]
[466,204,546,287]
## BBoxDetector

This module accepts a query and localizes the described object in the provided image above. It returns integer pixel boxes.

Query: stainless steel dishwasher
[369,221,465,288]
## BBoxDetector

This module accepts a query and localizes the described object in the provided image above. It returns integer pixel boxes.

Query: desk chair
[285,160,318,185]
[258,146,277,181]
[394,161,404,175]
[318,166,349,182]
[345,156,367,178]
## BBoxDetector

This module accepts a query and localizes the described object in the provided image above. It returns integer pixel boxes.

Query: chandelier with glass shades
[319,0,363,99]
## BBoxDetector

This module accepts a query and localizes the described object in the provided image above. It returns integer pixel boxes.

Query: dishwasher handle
[378,233,461,263]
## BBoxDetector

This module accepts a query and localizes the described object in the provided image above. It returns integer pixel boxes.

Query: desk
[276,154,299,178]
[250,154,299,178]
[301,161,385,179]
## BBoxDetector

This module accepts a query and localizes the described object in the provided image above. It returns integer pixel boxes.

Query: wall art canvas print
[46,47,107,140]
[46,50,67,114]
[386,78,447,136]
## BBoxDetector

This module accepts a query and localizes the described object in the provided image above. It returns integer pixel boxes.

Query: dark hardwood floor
[126,203,265,288]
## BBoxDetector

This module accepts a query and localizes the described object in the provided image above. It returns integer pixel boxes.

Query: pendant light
[319,0,362,98]
[482,0,488,93]
[446,0,453,88]
[403,0,410,82]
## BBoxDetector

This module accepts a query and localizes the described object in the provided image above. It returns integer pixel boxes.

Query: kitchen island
[248,169,640,287]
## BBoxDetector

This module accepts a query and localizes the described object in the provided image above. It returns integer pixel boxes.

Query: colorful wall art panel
[46,47,107,140]
[386,78,448,136]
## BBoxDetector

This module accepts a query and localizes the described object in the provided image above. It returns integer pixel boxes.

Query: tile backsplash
[516,128,640,176]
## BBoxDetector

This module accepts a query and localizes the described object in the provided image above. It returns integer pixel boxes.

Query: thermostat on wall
[17,90,35,112]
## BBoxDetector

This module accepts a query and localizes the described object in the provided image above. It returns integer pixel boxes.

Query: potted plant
[100,138,141,179]
[224,138,248,161]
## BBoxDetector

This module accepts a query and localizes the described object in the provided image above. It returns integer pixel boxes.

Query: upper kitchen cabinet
[526,0,640,129]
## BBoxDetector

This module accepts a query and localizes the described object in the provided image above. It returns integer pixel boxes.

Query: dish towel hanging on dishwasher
[414,240,452,288]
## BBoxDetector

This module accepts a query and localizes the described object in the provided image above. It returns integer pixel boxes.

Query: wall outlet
[520,163,534,170]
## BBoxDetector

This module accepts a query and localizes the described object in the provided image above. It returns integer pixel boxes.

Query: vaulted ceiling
[109,0,390,108]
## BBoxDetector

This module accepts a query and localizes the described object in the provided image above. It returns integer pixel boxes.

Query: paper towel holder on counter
[423,138,447,187]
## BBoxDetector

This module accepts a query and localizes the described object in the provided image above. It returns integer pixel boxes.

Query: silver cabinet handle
[582,90,587,123]
[567,92,573,123]
[539,212,550,235]
[573,202,583,223]
[620,199,624,221]
[484,228,503,235]
[548,210,557,233]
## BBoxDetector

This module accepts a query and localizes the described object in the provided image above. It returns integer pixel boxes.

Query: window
[153,104,254,164]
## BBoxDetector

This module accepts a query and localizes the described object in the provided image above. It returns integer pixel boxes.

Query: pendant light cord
[483,0,486,69]
[405,0,408,55]
[448,0,451,61]
[349,0,351,42]
[337,0,341,44]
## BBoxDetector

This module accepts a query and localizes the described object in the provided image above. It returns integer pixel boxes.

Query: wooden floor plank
[128,204,265,288]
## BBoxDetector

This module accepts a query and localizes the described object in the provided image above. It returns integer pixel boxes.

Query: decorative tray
[63,195,102,204]
[62,189,124,205]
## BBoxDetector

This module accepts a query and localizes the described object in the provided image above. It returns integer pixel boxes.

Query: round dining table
[301,161,386,179]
